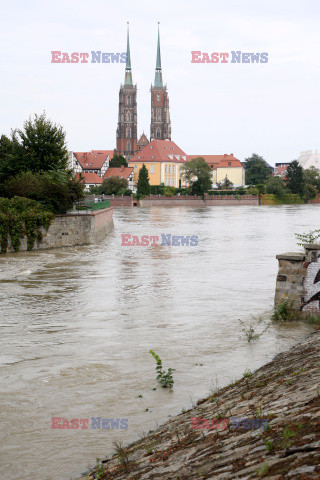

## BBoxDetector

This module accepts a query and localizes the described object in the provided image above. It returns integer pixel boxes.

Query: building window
[157,93,160,101]
[165,178,167,186]
[168,165,171,174]
[172,165,175,174]
[127,96,131,106]
[126,112,131,121]
[126,141,131,151]
[168,179,171,186]
[126,127,131,138]
[211,165,213,169]
[156,128,161,138]
[157,109,161,121]
[228,162,231,166]
[134,164,137,170]
[150,164,154,174]
[172,179,175,186]
[165,165,167,174]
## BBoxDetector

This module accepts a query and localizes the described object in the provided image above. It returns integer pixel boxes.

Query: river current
[0,205,317,480]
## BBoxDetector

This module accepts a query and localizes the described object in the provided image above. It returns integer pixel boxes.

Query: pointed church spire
[154,22,163,88]
[124,22,133,86]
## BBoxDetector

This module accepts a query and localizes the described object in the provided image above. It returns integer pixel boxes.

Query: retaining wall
[139,195,259,207]
[5,208,113,253]
[275,244,320,312]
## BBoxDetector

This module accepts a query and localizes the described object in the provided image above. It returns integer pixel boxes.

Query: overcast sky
[1,0,319,166]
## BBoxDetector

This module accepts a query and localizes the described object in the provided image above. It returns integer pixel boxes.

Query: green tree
[99,176,128,195]
[216,176,234,190]
[286,160,304,196]
[180,157,212,195]
[4,171,84,214]
[265,176,287,197]
[0,112,68,182]
[137,164,150,196]
[109,155,128,168]
[303,166,320,192]
[243,153,271,185]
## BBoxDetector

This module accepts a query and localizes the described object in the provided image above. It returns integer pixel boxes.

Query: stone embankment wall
[80,331,320,480]
[100,195,133,207]
[139,195,259,207]
[275,244,320,312]
[6,208,113,253]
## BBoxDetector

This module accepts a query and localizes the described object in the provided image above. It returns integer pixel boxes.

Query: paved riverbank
[82,330,320,480]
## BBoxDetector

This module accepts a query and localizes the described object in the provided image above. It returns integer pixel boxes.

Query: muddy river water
[0,205,318,480]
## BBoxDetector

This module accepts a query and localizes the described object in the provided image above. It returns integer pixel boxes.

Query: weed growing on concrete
[94,459,107,480]
[243,368,253,378]
[272,300,293,321]
[113,441,130,468]
[256,462,270,477]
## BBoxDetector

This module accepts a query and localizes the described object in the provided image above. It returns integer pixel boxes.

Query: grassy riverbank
[80,328,320,480]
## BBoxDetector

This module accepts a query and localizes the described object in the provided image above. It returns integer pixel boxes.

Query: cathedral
[116,23,171,160]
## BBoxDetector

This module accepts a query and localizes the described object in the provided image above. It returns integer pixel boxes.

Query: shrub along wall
[262,194,303,205]
[0,197,55,253]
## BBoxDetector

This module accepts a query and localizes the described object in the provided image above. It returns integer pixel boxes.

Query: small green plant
[265,439,274,453]
[113,441,130,468]
[149,350,175,388]
[295,229,320,246]
[243,367,253,378]
[272,300,292,322]
[239,316,269,342]
[94,459,106,480]
[282,423,301,440]
[256,462,270,477]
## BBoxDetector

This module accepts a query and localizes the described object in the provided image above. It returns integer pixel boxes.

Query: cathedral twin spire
[116,23,171,159]
[124,22,163,88]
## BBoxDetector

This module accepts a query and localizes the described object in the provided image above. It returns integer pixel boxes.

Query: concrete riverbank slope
[83,330,320,480]
[6,207,113,253]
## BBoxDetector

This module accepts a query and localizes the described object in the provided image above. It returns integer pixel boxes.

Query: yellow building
[129,142,245,189]
[187,154,245,187]
[129,139,187,188]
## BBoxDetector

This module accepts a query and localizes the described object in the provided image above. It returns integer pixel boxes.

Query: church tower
[150,24,171,141]
[116,23,137,160]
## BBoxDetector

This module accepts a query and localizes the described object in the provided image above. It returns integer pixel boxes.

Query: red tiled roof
[130,139,187,163]
[73,150,112,170]
[103,166,134,180]
[137,133,149,146]
[75,172,103,184]
[187,154,243,169]
[274,164,288,176]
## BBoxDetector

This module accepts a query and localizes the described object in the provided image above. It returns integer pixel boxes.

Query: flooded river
[0,205,318,480]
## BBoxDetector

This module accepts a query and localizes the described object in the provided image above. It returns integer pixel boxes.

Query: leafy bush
[0,196,54,253]
[4,171,84,214]
[246,186,260,195]
[305,183,317,199]
[295,228,320,246]
[272,300,293,322]
[98,177,128,195]
[265,176,287,197]
[163,186,175,196]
